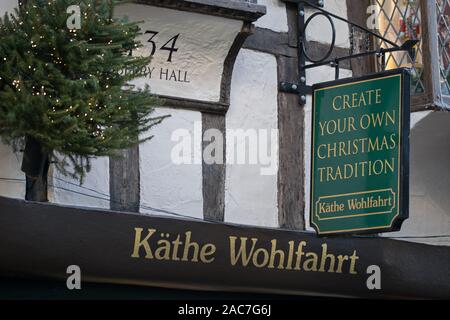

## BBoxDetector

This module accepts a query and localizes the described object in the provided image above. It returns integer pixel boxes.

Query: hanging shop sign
[310,69,410,235]
[114,3,245,102]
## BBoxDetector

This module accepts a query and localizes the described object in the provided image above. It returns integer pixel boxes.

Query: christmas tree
[0,0,165,201]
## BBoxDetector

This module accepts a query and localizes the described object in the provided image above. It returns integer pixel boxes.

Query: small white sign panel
[115,4,243,102]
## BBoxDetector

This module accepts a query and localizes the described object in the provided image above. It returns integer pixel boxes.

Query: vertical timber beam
[346,0,376,77]
[419,0,441,108]
[202,23,253,222]
[202,113,226,221]
[109,146,140,212]
[277,2,305,230]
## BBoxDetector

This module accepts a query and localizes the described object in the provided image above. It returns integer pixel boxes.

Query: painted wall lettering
[115,3,243,102]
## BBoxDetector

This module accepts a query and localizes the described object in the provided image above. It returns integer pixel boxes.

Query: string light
[0,0,159,171]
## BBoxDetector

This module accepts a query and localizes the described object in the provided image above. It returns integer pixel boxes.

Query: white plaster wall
[380,111,450,246]
[224,49,278,228]
[410,110,432,128]
[306,0,350,48]
[0,0,17,16]
[115,3,242,102]
[0,1,23,200]
[254,0,288,32]
[139,108,203,219]
[303,66,353,231]
[49,157,110,209]
[0,142,25,199]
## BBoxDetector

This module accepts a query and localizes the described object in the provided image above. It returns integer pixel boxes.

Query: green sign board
[310,69,410,235]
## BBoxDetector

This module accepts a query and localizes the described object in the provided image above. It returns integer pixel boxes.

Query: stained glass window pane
[375,0,424,94]
[437,0,450,95]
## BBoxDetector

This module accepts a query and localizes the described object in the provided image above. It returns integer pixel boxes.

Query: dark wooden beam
[109,146,140,213]
[277,55,305,230]
[157,95,228,115]
[345,0,376,77]
[243,28,296,57]
[133,0,266,22]
[202,23,253,222]
[276,2,305,230]
[202,113,226,221]
[243,28,351,70]
[220,23,254,104]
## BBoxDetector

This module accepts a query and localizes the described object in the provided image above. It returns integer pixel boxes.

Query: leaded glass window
[374,0,425,94]
[437,0,450,95]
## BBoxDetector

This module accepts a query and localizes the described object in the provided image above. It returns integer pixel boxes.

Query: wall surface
[254,0,288,32]
[0,0,22,198]
[0,142,25,199]
[115,3,242,102]
[380,111,450,246]
[139,108,203,219]
[224,49,279,227]
[1,0,16,16]
[49,156,110,209]
[305,0,350,48]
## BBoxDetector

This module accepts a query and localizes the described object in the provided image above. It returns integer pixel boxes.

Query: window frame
[416,0,442,111]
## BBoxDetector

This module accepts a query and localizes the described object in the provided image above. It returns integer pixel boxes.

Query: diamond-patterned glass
[374,0,424,94]
[437,0,450,95]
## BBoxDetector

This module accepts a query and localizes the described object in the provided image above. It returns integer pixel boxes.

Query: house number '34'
[145,31,180,62]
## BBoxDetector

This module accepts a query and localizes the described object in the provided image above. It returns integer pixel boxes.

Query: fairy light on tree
[0,0,166,201]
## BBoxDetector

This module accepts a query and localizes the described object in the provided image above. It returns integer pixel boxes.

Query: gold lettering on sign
[332,89,382,111]
[130,227,217,263]
[130,228,361,276]
[228,236,359,274]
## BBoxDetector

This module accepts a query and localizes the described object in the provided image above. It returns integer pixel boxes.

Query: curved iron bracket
[280,0,419,105]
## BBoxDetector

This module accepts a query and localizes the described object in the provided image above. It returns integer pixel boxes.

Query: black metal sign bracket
[279,0,418,106]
